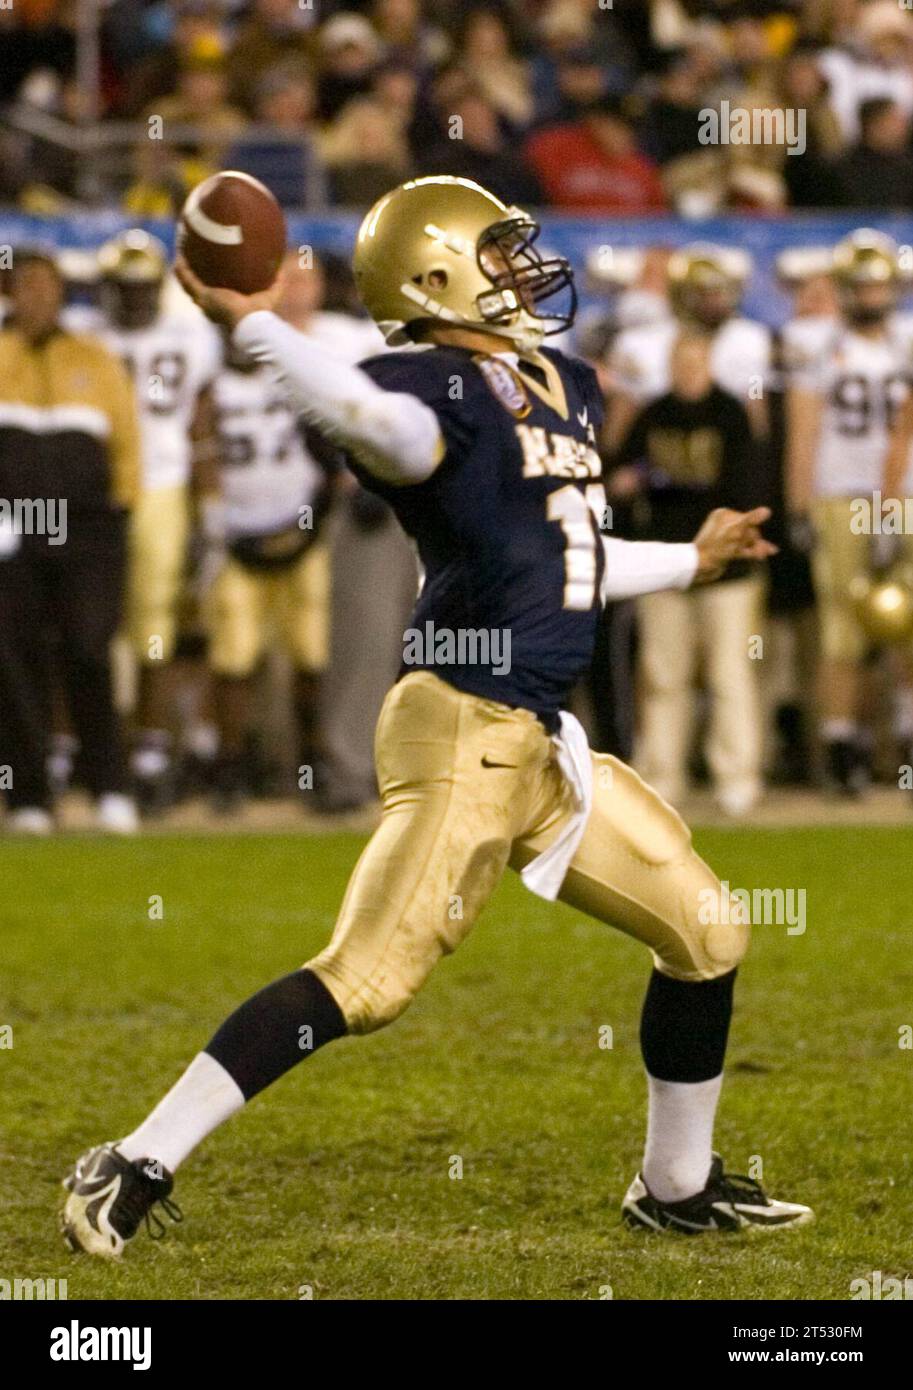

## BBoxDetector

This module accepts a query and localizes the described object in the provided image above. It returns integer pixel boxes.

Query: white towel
[520,711,593,901]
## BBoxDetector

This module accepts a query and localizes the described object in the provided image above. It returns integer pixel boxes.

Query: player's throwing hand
[175,253,284,330]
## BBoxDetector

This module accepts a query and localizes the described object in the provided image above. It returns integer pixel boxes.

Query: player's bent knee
[304,954,418,1036]
[654,853,751,983]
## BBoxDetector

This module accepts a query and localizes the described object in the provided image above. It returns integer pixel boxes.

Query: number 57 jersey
[353,343,607,729]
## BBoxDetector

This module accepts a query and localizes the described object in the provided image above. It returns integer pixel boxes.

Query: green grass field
[1,826,910,1301]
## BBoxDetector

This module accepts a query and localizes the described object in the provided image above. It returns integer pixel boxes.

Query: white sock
[117,1053,245,1174]
[821,718,856,743]
[894,688,913,741]
[642,1073,723,1203]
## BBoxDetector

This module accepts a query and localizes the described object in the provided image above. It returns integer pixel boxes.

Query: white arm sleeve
[233,311,443,484]
[600,537,698,601]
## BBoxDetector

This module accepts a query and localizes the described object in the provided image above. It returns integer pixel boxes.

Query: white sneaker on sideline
[716,784,760,818]
[95,794,139,835]
[7,807,54,835]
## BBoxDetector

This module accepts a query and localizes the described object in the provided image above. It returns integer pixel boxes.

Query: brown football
[178,171,286,294]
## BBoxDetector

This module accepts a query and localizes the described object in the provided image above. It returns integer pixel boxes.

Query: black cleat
[623,1154,814,1234]
[61,1143,182,1258]
[825,739,867,798]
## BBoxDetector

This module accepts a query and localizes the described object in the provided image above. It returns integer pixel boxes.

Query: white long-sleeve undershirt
[600,537,698,600]
[233,310,442,484]
[233,310,701,597]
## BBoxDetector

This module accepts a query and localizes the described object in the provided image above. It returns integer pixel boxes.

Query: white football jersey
[779,314,838,382]
[212,364,324,539]
[100,314,222,491]
[610,315,772,402]
[796,317,913,496]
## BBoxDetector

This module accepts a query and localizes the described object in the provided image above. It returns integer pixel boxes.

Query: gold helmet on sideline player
[353,175,576,351]
[97,228,168,330]
[667,244,746,331]
[831,229,901,328]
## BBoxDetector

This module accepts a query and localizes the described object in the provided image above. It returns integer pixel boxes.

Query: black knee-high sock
[640,968,736,1083]
[206,968,347,1101]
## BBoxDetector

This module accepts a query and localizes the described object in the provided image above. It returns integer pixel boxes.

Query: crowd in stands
[4,1,913,214]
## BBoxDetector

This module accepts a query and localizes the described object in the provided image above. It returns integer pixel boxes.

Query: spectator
[418,84,543,208]
[451,5,534,133]
[369,0,449,75]
[115,3,228,117]
[150,52,244,168]
[833,97,913,208]
[778,41,845,209]
[0,250,140,834]
[123,139,210,217]
[0,4,75,107]
[371,61,420,135]
[639,47,709,166]
[817,1,913,143]
[323,96,412,208]
[316,13,383,122]
[228,65,327,209]
[228,0,318,114]
[529,0,635,126]
[524,95,667,213]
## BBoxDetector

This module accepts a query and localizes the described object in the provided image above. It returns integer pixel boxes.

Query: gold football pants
[307,672,745,1034]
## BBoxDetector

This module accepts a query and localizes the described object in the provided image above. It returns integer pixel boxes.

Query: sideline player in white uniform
[96,230,222,811]
[607,244,772,449]
[197,326,332,810]
[787,229,913,793]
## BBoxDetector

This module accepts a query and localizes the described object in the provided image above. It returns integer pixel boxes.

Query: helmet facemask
[474,214,577,350]
[833,232,900,329]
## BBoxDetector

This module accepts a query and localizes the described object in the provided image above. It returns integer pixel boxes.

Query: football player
[787,229,913,794]
[96,230,222,812]
[62,177,810,1255]
[196,316,332,810]
[607,243,772,449]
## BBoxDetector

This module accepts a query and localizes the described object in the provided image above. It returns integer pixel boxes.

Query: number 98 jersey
[353,343,607,729]
[799,321,913,497]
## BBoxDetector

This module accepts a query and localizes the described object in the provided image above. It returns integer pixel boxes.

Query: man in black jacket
[614,333,770,815]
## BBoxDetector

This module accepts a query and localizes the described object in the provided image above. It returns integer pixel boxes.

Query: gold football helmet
[831,229,900,328]
[851,562,913,644]
[97,228,167,329]
[667,244,745,330]
[353,176,576,350]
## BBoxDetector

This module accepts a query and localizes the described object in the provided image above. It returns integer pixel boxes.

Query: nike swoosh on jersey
[480,756,517,769]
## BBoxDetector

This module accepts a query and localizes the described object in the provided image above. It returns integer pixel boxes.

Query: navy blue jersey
[352,344,606,728]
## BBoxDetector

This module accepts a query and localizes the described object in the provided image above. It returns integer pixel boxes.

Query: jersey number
[548,484,605,610]
[830,372,910,437]
[123,351,188,416]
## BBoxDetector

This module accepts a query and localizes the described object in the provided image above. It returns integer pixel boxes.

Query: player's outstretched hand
[693,507,778,584]
[174,253,284,330]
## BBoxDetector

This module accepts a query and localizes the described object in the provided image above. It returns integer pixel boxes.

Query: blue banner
[3,209,913,329]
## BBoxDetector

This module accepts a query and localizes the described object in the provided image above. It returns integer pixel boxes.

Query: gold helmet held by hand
[851,562,913,644]
[353,176,576,351]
